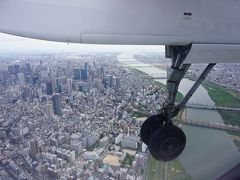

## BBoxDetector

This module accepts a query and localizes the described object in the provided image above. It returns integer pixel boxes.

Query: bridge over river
[186,103,240,112]
[174,118,240,132]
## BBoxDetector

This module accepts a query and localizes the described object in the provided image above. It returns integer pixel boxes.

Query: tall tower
[66,78,72,94]
[26,63,31,74]
[30,139,40,159]
[45,103,53,119]
[107,75,113,87]
[17,73,25,85]
[80,68,88,81]
[84,62,88,69]
[73,68,81,80]
[114,77,121,89]
[55,78,62,93]
[46,81,53,95]
[52,93,62,115]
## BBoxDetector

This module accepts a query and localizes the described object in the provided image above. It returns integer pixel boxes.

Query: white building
[83,151,99,160]
[121,139,138,149]
[115,134,123,144]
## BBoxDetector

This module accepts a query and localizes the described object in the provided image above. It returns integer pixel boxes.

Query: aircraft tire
[148,124,186,161]
[140,114,165,145]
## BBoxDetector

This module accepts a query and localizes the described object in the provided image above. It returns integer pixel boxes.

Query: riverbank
[145,155,192,180]
[201,81,240,150]
[202,81,240,126]
[127,66,148,76]
[202,81,240,108]
[154,81,184,103]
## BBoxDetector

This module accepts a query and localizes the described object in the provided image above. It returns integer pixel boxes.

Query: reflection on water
[119,54,240,180]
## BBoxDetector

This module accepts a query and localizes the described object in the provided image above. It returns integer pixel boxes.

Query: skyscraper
[46,81,53,95]
[1,70,9,85]
[114,77,121,89]
[45,103,53,119]
[107,75,113,87]
[73,68,81,80]
[30,139,40,159]
[84,62,88,69]
[17,73,25,85]
[8,65,16,74]
[14,64,20,74]
[52,93,62,115]
[66,78,72,94]
[55,78,62,93]
[41,69,49,82]
[100,67,105,79]
[81,68,88,81]
[26,63,31,74]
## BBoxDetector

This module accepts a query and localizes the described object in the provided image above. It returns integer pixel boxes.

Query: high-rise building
[81,68,88,81]
[100,67,104,78]
[46,81,53,95]
[30,139,40,159]
[32,75,40,86]
[52,93,62,115]
[44,103,53,119]
[14,64,20,74]
[114,77,121,89]
[8,65,16,74]
[17,73,25,85]
[55,78,62,93]
[106,75,113,87]
[41,69,49,82]
[26,63,31,74]
[78,84,83,92]
[102,77,107,88]
[66,78,72,94]
[84,62,88,69]
[1,70,9,85]
[73,68,81,80]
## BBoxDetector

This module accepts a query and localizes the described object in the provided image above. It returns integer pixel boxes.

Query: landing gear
[148,123,186,161]
[140,45,216,161]
[140,113,185,161]
[140,114,165,145]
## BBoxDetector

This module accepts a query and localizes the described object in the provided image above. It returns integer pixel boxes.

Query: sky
[0,32,164,54]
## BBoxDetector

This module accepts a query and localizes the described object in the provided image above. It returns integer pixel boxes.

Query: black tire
[140,114,165,145]
[148,124,186,161]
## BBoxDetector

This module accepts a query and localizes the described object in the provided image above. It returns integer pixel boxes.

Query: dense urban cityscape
[0,53,168,180]
[0,52,240,180]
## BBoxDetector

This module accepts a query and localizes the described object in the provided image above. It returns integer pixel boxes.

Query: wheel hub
[160,137,179,156]
[148,124,186,161]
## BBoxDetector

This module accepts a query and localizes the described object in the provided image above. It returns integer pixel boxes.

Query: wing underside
[1,0,240,63]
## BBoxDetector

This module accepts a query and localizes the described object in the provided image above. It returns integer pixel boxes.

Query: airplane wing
[0,0,191,45]
[1,0,240,63]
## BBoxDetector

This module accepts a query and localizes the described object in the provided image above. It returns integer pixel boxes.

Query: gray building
[52,93,62,115]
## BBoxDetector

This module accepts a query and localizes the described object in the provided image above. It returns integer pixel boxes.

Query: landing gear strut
[140,45,216,161]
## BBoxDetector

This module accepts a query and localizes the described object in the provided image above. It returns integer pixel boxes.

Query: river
[118,53,240,180]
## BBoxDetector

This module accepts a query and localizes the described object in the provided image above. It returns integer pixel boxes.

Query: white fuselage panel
[1,0,240,63]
